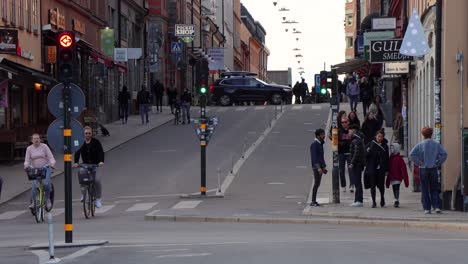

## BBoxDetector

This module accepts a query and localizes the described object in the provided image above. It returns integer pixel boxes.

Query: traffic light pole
[200,94,207,196]
[63,81,73,243]
[331,69,340,204]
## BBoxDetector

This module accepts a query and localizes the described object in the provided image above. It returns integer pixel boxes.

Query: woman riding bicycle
[24,133,56,210]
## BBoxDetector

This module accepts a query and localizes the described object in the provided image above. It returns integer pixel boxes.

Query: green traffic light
[200,87,207,94]
[320,88,327,95]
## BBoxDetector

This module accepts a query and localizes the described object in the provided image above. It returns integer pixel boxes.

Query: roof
[332,59,369,75]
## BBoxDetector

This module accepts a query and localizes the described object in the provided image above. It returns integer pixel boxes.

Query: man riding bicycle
[73,126,105,208]
[24,133,56,210]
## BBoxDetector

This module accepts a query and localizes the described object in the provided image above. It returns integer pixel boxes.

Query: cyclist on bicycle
[24,133,56,210]
[73,126,105,208]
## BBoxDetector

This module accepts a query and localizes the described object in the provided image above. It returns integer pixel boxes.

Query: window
[11,0,16,25]
[222,79,244,86]
[346,37,354,48]
[346,0,353,3]
[32,0,38,32]
[26,0,31,31]
[1,0,7,20]
[120,15,128,40]
[18,0,24,28]
[345,14,353,26]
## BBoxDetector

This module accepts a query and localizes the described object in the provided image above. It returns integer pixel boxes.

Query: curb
[144,214,468,232]
[29,240,109,250]
[0,117,173,206]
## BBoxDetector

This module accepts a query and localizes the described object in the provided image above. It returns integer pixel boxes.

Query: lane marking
[292,105,303,110]
[304,122,313,125]
[220,109,286,194]
[0,210,26,220]
[116,194,183,199]
[95,205,115,214]
[267,182,285,185]
[62,246,100,261]
[254,106,266,110]
[52,208,65,217]
[217,108,228,113]
[157,253,212,258]
[171,200,202,209]
[272,131,281,134]
[248,131,257,134]
[146,210,160,216]
[126,202,158,212]
[152,150,177,153]
[311,105,322,110]
[138,249,190,253]
[235,107,247,111]
[296,165,308,169]
[104,242,248,248]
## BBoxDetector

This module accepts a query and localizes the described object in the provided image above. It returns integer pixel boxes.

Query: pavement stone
[0,108,173,205]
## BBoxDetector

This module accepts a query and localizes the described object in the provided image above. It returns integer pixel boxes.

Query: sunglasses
[85,132,92,135]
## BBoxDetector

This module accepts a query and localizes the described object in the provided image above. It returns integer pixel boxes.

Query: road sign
[314,74,320,93]
[47,83,85,119]
[47,118,84,154]
[171,42,182,53]
[114,48,128,62]
[175,24,195,37]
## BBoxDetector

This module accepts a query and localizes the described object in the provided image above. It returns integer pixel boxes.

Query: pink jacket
[386,153,409,188]
[24,143,56,169]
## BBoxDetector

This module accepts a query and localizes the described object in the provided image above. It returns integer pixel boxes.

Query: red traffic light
[58,33,74,48]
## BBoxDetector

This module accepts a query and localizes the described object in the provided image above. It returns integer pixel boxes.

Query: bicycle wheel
[34,188,43,223]
[83,187,91,219]
[90,184,96,217]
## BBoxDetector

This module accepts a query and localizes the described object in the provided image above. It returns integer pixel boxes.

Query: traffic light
[320,71,328,96]
[56,31,76,82]
[199,77,207,95]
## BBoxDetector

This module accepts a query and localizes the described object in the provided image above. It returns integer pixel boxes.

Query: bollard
[48,212,55,260]
[231,154,235,174]
[275,105,278,120]
[241,139,247,159]
[217,168,222,193]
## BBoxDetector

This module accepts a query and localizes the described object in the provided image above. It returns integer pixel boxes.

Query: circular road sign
[47,118,85,154]
[59,33,74,48]
[47,83,85,119]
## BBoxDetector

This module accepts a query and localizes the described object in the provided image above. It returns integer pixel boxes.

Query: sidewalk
[303,103,468,223]
[0,108,174,205]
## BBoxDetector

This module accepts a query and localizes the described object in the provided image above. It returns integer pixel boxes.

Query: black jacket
[338,127,352,154]
[117,91,131,105]
[181,91,192,104]
[153,82,165,97]
[349,132,365,168]
[74,138,105,165]
[365,140,389,174]
[361,118,380,144]
[137,90,151,105]
[310,139,326,170]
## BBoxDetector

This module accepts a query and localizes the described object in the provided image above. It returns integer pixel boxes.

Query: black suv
[210,72,292,106]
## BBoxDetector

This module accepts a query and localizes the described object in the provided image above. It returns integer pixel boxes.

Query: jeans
[312,169,323,203]
[420,168,441,210]
[338,153,352,188]
[119,104,129,123]
[155,96,163,112]
[80,167,103,199]
[139,104,149,123]
[31,166,52,202]
[362,100,371,117]
[392,184,401,200]
[350,165,363,203]
[182,103,191,123]
[349,95,359,111]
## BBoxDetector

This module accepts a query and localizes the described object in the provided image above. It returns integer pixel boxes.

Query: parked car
[210,72,292,106]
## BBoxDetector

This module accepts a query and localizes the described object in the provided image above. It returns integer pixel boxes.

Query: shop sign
[0,29,18,54]
[114,48,128,62]
[363,31,395,46]
[21,49,34,60]
[370,39,412,63]
[73,19,86,34]
[175,24,195,37]
[49,9,65,30]
[372,18,396,30]
[384,62,409,74]
[46,46,57,64]
[208,48,224,71]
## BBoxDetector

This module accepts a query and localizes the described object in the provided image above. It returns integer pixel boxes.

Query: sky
[240,0,346,85]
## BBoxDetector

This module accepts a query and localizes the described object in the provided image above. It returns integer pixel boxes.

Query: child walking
[386,143,409,208]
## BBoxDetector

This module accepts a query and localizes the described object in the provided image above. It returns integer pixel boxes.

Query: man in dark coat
[137,85,151,124]
[299,78,309,103]
[153,80,165,113]
[117,85,131,124]
[167,84,178,114]
[348,124,365,207]
[293,81,301,104]
[365,130,389,208]
[310,128,327,207]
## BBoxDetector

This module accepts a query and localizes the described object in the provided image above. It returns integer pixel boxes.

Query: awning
[332,59,370,75]
[0,57,57,86]
[77,39,128,73]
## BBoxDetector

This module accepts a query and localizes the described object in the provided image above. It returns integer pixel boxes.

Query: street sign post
[330,69,340,204]
[47,118,84,154]
[171,42,182,54]
[47,83,85,119]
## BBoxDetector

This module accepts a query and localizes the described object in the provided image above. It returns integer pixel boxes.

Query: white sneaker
[435,208,442,214]
[424,210,431,214]
[80,195,84,202]
[342,187,347,192]
[95,199,102,208]
[350,202,363,207]
[349,186,355,193]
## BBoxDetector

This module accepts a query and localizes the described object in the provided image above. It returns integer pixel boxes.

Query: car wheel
[220,95,232,106]
[270,93,283,105]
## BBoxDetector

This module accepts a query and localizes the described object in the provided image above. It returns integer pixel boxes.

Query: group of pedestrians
[116,81,193,125]
[293,78,309,104]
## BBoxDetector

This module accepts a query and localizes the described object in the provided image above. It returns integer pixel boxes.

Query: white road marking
[292,105,303,110]
[152,150,177,153]
[95,205,115,214]
[0,210,26,220]
[146,209,160,216]
[104,242,248,248]
[296,166,308,169]
[235,107,247,111]
[254,106,266,110]
[51,208,65,217]
[157,253,212,258]
[311,105,322,110]
[62,246,100,261]
[126,202,159,212]
[272,131,281,134]
[304,122,313,125]
[248,131,257,134]
[267,182,285,185]
[138,249,190,253]
[217,108,228,112]
[117,194,183,199]
[171,200,202,209]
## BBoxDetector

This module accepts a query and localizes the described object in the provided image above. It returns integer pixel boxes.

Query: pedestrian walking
[369,95,385,128]
[167,85,178,114]
[364,130,389,208]
[348,111,361,127]
[348,124,365,207]
[293,81,301,104]
[310,128,328,207]
[137,85,151,124]
[386,143,409,208]
[153,80,165,112]
[361,112,381,144]
[338,117,354,192]
[300,78,309,104]
[117,85,131,124]
[181,89,192,124]
[360,77,373,117]
[346,78,360,112]
[409,126,448,214]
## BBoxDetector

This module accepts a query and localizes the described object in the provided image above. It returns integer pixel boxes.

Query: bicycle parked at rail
[26,166,55,223]
[78,164,99,219]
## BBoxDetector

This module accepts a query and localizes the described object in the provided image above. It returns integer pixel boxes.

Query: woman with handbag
[364,130,389,208]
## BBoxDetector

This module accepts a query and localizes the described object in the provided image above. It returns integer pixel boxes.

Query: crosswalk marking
[171,200,202,209]
[235,107,247,111]
[0,210,26,220]
[95,205,116,214]
[52,208,65,217]
[292,105,303,110]
[254,106,266,110]
[311,105,322,110]
[126,202,158,212]
[217,108,228,112]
